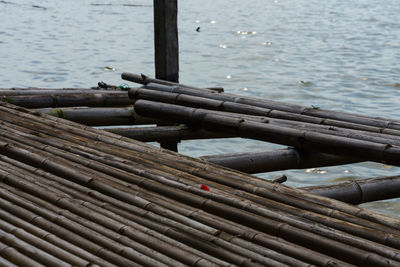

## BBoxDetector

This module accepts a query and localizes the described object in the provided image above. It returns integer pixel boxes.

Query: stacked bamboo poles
[1,102,400,265]
[121,72,400,131]
[132,100,400,166]
[201,148,360,174]
[106,125,235,142]
[302,175,400,205]
[34,107,163,126]
[1,90,133,108]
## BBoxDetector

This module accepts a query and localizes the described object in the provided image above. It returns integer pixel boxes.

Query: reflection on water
[1,0,400,216]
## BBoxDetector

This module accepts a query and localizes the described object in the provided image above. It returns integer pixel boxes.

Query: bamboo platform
[3,78,400,265]
[1,97,400,265]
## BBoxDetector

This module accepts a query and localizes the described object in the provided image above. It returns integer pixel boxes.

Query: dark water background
[1,0,400,216]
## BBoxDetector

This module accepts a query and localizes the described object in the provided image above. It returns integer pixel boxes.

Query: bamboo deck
[3,78,400,265]
[1,98,400,266]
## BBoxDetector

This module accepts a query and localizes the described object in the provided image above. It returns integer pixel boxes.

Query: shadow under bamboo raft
[0,99,400,265]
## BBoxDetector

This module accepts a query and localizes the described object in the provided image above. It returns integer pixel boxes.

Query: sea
[1,0,400,217]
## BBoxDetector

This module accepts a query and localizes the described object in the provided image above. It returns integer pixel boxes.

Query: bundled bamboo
[128,86,400,137]
[133,100,400,166]
[125,79,400,132]
[0,240,42,266]
[121,72,223,92]
[201,148,360,174]
[1,100,398,232]
[0,102,400,266]
[34,107,163,126]
[302,175,400,205]
[106,125,235,142]
[1,92,132,108]
[0,136,387,265]
[0,89,125,96]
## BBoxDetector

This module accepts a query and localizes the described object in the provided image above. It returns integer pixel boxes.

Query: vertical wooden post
[153,0,179,152]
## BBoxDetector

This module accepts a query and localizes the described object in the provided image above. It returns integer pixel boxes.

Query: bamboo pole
[302,175,400,205]
[0,219,91,266]
[0,191,139,267]
[1,92,132,108]
[122,72,224,92]
[133,100,400,166]
[128,86,400,137]
[0,130,399,265]
[201,148,360,173]
[2,102,400,241]
[0,209,107,267]
[0,177,189,267]
[0,141,294,266]
[34,107,164,126]
[106,125,235,142]
[0,138,271,266]
[0,89,126,96]
[0,228,69,266]
[0,240,43,267]
[0,159,242,267]
[0,156,307,267]
[1,101,399,234]
[131,81,400,131]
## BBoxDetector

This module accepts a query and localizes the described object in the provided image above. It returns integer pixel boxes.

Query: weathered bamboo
[133,100,400,166]
[0,219,90,266]
[0,155,308,266]
[0,227,69,266]
[141,79,400,130]
[0,141,302,266]
[201,148,360,173]
[0,210,114,266]
[302,175,400,205]
[0,87,99,92]
[1,92,132,108]
[122,72,222,92]
[129,86,400,137]
[0,137,280,266]
[133,81,400,132]
[1,101,399,234]
[0,256,17,267]
[0,159,250,267]
[0,240,42,266]
[2,102,400,264]
[0,177,191,267]
[0,89,125,96]
[0,192,138,267]
[106,125,235,141]
[34,107,164,126]
[0,130,400,266]
[1,102,398,238]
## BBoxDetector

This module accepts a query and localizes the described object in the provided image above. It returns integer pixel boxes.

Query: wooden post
[154,0,179,152]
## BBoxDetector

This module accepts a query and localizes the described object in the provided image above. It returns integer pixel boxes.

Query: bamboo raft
[2,76,400,265]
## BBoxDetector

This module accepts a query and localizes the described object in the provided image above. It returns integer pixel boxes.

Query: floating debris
[219,44,227,49]
[32,5,47,10]
[103,66,115,71]
[299,80,313,86]
[261,41,272,45]
[236,31,257,35]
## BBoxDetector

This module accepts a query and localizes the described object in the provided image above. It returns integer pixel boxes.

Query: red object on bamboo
[200,184,210,191]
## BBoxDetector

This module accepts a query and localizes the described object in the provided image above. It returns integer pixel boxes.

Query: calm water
[1,0,400,216]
